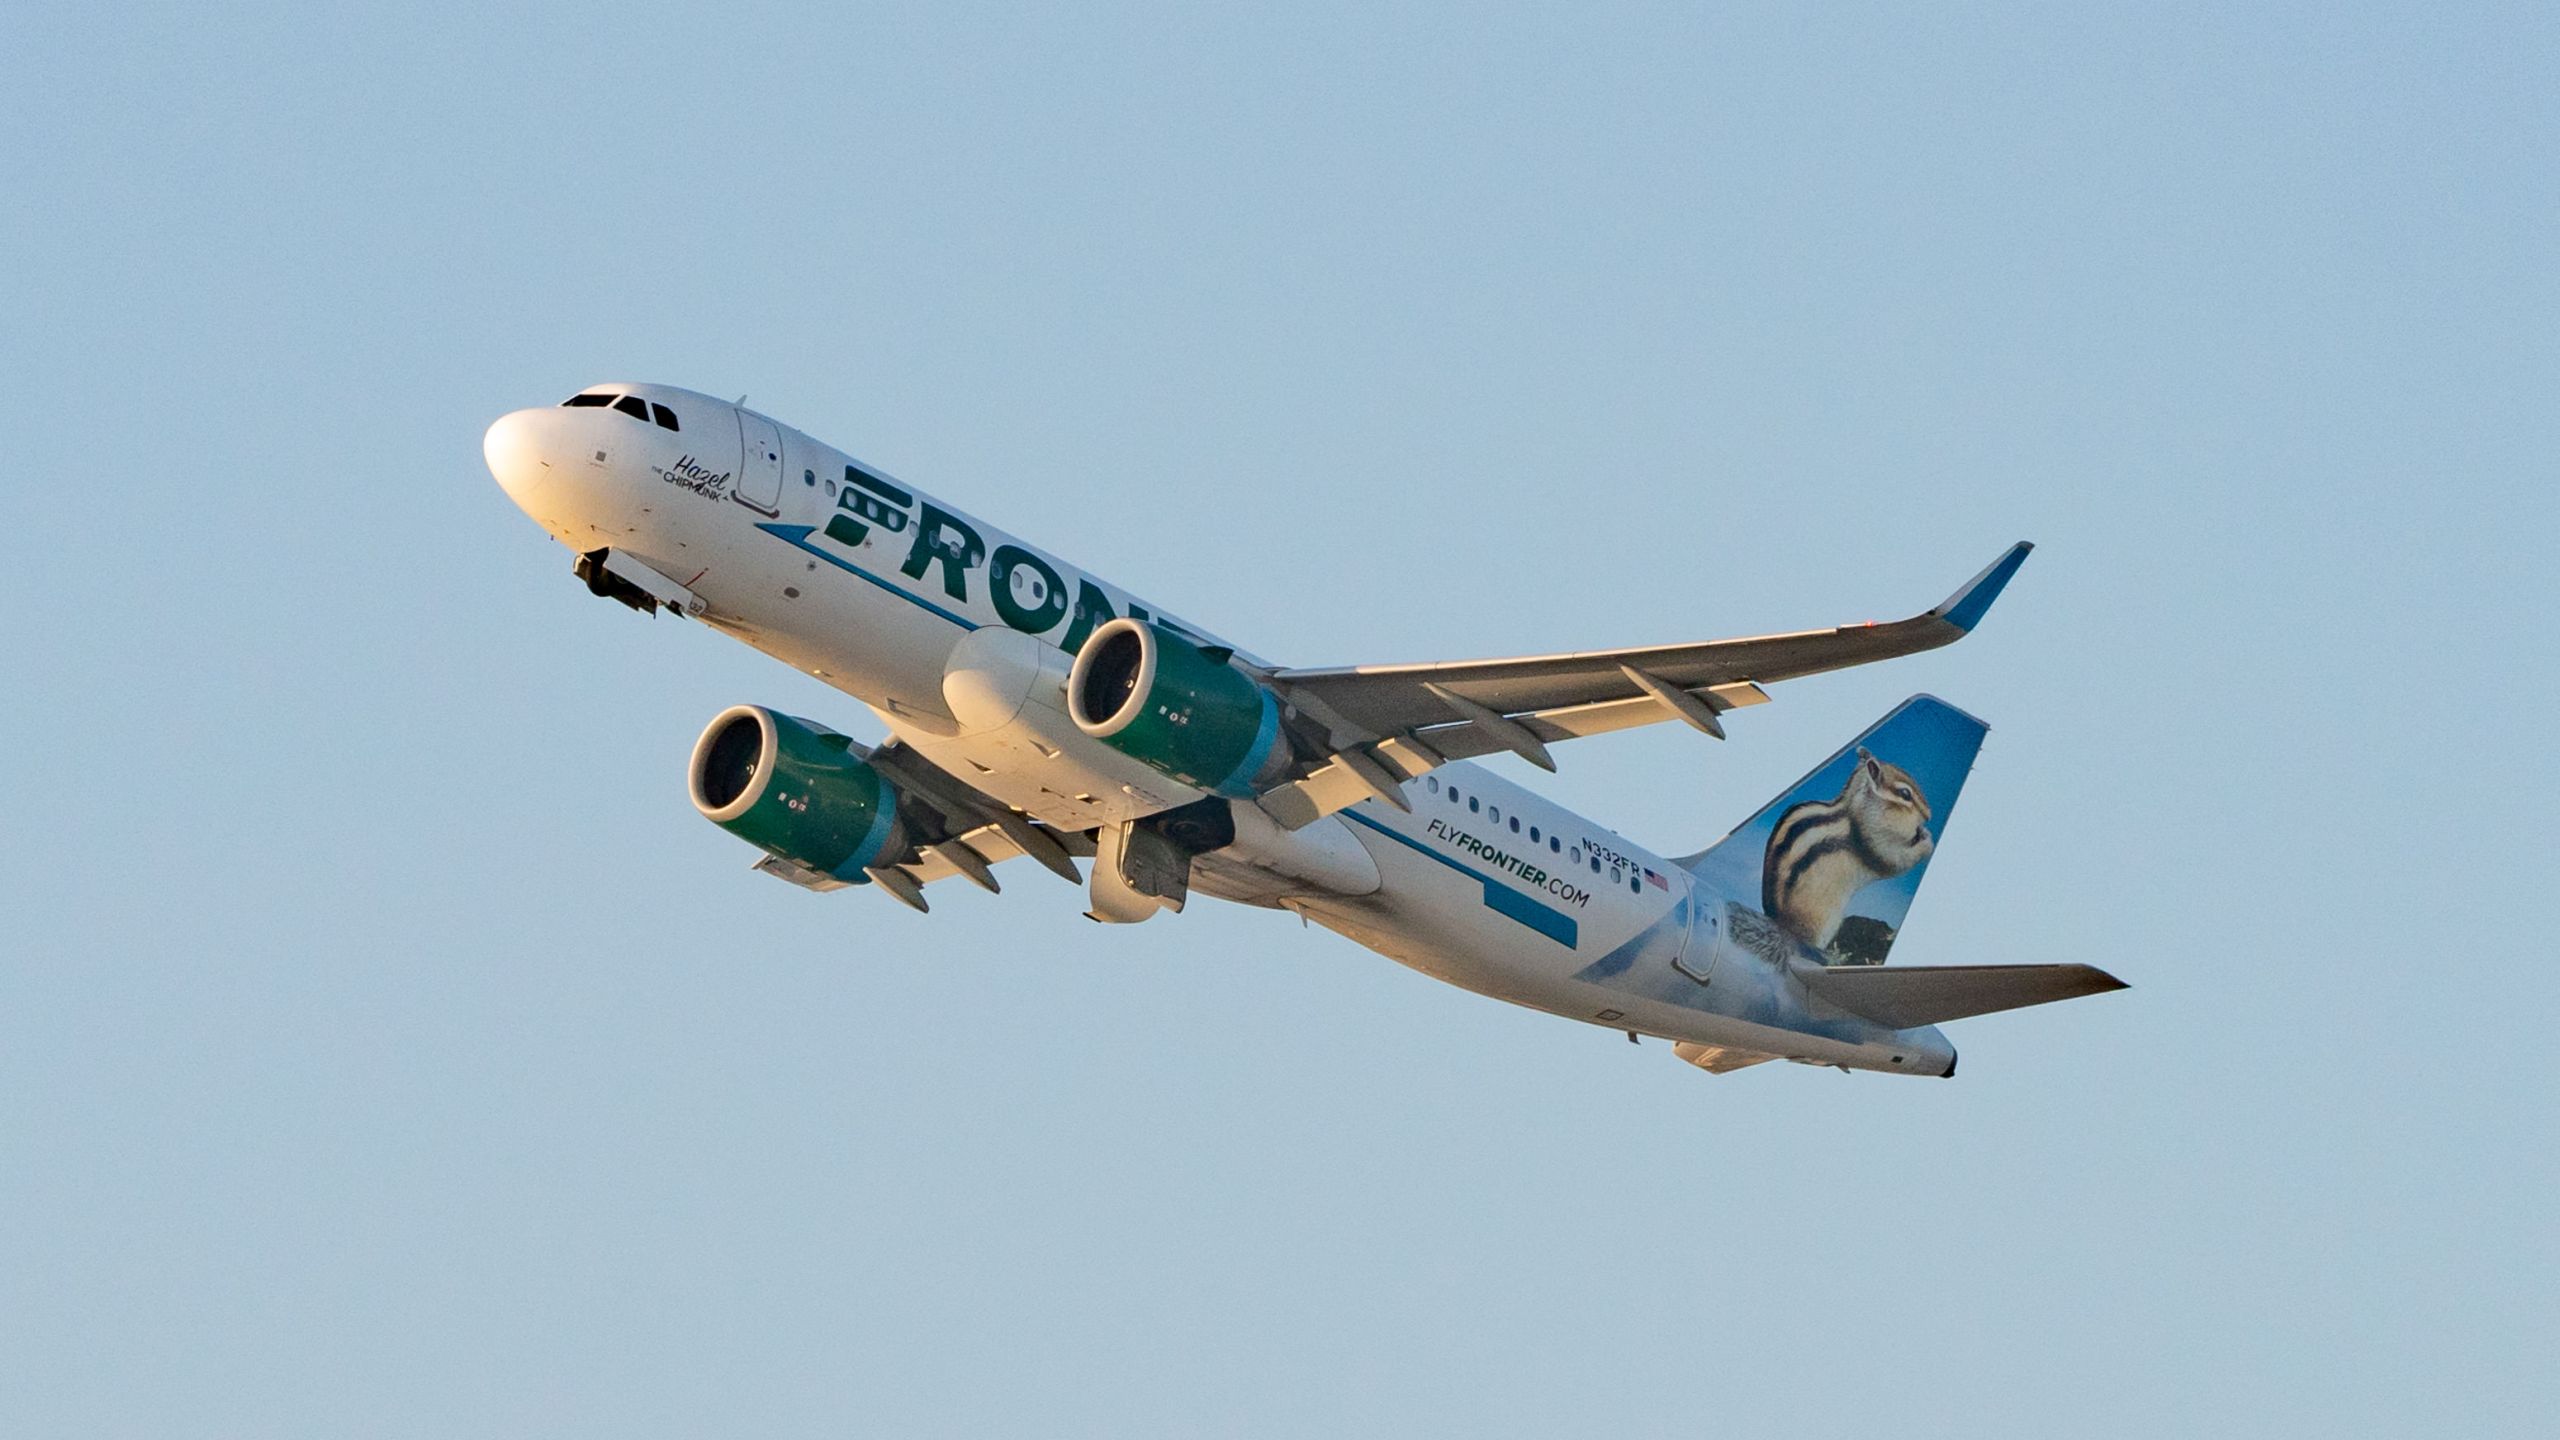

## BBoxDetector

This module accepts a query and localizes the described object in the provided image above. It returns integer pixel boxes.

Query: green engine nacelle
[1066,619,1285,797]
[687,705,906,881]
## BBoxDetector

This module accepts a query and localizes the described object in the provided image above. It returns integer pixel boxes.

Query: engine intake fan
[688,705,908,884]
[1066,619,1287,798]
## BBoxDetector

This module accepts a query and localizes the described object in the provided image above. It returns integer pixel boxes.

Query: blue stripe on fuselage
[755,523,981,631]
[1342,809,1579,949]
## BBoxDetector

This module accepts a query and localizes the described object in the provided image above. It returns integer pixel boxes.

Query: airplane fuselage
[486,383,1958,1075]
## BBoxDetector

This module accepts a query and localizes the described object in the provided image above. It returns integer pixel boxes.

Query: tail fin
[1676,696,1987,966]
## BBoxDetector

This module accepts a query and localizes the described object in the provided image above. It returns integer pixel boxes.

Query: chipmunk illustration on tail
[1761,747,1936,952]
[1661,697,1984,973]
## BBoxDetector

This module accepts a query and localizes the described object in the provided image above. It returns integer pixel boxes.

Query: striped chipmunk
[1761,748,1935,953]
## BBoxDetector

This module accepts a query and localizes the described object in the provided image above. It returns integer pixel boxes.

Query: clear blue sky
[6,4,2553,1435]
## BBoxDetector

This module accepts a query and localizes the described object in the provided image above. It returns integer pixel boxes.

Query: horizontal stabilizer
[1800,963,2126,1029]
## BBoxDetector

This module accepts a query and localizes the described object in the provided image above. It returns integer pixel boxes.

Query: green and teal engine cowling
[1066,619,1287,798]
[687,705,907,881]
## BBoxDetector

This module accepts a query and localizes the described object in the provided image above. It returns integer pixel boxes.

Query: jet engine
[1066,619,1288,798]
[688,705,907,882]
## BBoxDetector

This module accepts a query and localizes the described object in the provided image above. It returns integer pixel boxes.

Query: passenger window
[1548,837,1561,853]
[1489,806,1501,823]
[562,393,612,407]
[1509,817,1521,834]
[1569,848,1581,863]
[651,403,680,432]
[1590,857,1602,874]
[1426,777,1439,794]
[1468,797,1479,814]
[1528,825,1540,843]
[613,396,650,420]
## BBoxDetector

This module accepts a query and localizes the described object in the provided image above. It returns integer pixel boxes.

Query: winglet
[1932,542,2033,634]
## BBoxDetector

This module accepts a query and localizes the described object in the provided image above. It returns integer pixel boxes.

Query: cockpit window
[560,391,674,429]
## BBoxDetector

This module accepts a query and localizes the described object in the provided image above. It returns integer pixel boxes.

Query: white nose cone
[483,409,554,513]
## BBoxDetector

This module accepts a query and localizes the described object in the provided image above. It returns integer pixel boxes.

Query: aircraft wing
[1251,542,2031,829]
[749,739,1094,911]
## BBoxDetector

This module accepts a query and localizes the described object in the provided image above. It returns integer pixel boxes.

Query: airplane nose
[483,408,555,510]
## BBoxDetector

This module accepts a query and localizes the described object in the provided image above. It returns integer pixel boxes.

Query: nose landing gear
[574,549,662,614]
[573,548,705,619]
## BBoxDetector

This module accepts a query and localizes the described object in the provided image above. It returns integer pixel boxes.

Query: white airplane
[485,383,2123,1077]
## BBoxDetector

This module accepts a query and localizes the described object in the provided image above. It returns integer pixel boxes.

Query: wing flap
[1254,682,1770,830]
[897,824,1026,889]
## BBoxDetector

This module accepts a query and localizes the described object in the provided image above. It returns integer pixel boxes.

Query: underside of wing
[751,738,1095,911]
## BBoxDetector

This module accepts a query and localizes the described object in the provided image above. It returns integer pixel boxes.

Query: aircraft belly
[886,729,1179,833]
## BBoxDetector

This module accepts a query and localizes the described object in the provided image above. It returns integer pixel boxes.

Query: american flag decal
[1644,868,1667,890]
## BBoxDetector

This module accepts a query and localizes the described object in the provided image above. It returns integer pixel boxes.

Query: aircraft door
[734,410,785,515]
[1672,892,1722,988]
